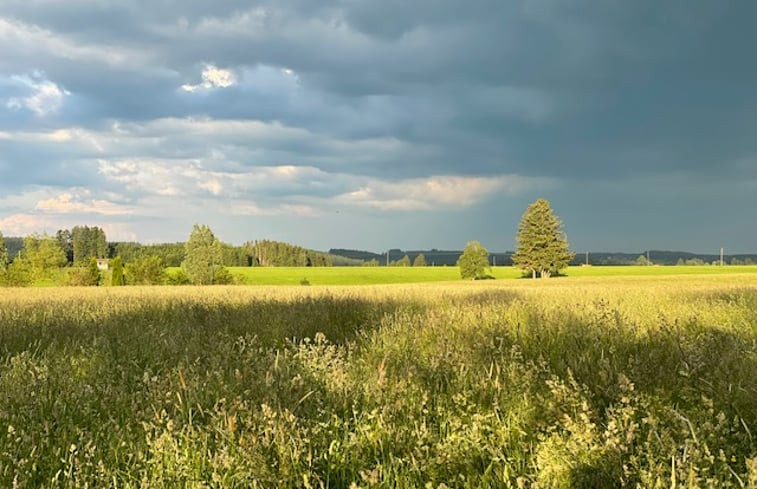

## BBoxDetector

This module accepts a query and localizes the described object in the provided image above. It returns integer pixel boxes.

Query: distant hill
[573,251,757,266]
[5,236,756,267]
[330,248,513,266]
[2,237,24,261]
[328,249,384,263]
[330,248,757,266]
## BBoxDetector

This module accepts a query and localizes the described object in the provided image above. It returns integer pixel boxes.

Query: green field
[182,265,757,286]
[1,275,755,487]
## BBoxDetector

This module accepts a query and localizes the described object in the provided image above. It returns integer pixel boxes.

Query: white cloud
[181,64,237,92]
[0,213,56,236]
[0,212,137,241]
[6,74,70,116]
[34,190,132,215]
[0,17,146,67]
[334,175,551,211]
[230,201,319,217]
[198,179,223,195]
[97,157,328,199]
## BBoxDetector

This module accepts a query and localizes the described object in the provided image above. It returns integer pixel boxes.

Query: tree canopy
[182,224,226,285]
[512,198,573,278]
[457,241,490,280]
[126,255,166,285]
[15,235,68,283]
[71,226,107,265]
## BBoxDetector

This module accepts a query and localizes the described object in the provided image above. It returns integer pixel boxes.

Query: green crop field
[1,275,756,487]
[169,265,757,286]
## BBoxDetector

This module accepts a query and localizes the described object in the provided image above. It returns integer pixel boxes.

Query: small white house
[96,258,110,271]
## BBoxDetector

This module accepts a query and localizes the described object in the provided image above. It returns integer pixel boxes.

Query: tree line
[0,224,344,287]
[0,199,582,285]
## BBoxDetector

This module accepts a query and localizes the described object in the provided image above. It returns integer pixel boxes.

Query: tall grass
[1,276,756,487]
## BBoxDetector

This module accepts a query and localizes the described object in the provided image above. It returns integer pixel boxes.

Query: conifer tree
[413,253,427,267]
[88,257,101,286]
[111,256,125,286]
[512,198,573,278]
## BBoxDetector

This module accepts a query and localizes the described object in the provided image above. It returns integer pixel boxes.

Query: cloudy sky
[1,1,755,253]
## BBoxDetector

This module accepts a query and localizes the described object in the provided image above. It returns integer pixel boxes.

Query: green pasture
[168,265,757,286]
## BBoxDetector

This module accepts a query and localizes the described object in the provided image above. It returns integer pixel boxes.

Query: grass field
[1,275,755,487]
[208,265,757,286]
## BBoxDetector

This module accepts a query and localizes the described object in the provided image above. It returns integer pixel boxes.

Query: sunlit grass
[164,264,757,286]
[1,275,756,487]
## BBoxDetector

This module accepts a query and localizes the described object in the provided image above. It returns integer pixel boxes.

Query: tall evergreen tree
[88,257,101,286]
[512,198,574,279]
[56,229,73,263]
[182,224,225,285]
[72,226,108,265]
[111,256,125,286]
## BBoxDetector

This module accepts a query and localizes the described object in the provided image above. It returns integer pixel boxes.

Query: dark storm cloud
[1,0,756,248]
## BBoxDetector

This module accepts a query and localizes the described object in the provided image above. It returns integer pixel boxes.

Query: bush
[126,255,166,285]
[165,269,191,285]
[67,267,96,286]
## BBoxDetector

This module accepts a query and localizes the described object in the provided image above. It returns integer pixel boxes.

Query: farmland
[1,274,756,487]
[182,264,757,286]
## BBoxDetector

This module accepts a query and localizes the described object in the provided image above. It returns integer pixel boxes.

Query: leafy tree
[0,230,8,271]
[635,255,651,266]
[457,241,491,280]
[0,260,31,287]
[512,198,574,279]
[17,235,67,283]
[398,254,411,267]
[413,254,427,267]
[182,224,225,285]
[111,256,125,286]
[362,259,380,267]
[126,255,166,285]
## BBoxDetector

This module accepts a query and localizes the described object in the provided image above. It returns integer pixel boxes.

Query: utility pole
[493,255,496,267]
[720,247,724,267]
[647,250,650,266]
[386,250,389,266]
[585,251,589,266]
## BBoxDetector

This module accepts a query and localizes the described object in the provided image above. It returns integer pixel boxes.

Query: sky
[1,1,756,253]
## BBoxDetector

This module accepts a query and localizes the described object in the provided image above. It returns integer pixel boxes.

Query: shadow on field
[0,295,412,364]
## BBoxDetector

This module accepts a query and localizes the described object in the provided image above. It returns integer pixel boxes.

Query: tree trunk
[532,269,536,279]
[541,269,550,279]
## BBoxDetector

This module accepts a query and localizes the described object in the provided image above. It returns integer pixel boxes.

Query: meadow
[1,275,756,487]
[180,265,757,286]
